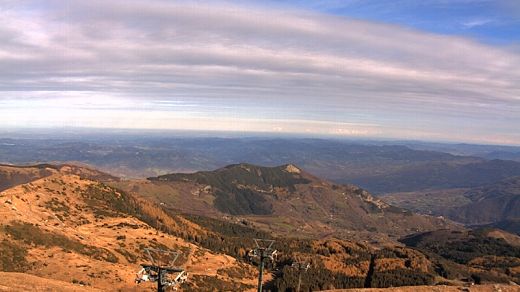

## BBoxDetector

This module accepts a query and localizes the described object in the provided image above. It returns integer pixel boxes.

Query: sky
[0,0,519,145]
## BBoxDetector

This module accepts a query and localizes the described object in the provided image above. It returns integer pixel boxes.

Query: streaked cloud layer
[1,0,519,144]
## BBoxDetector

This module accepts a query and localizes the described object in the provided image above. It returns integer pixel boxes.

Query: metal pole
[158,269,164,292]
[296,271,302,292]
[257,250,265,292]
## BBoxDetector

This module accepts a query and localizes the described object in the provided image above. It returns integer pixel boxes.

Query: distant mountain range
[348,159,520,194]
[381,141,520,162]
[3,136,520,195]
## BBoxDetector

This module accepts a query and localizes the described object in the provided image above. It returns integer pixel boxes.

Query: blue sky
[272,0,520,44]
[0,0,519,145]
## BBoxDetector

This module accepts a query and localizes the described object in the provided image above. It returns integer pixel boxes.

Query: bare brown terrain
[1,163,519,291]
[0,164,258,291]
[0,272,102,292]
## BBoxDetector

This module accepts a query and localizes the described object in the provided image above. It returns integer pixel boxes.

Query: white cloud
[0,0,519,144]
[462,19,494,28]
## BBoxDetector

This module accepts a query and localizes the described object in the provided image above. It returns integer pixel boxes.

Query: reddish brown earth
[0,165,258,291]
[0,272,102,292]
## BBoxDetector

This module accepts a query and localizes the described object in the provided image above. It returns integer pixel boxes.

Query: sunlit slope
[0,164,257,291]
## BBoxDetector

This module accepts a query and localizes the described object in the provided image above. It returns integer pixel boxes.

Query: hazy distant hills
[384,176,520,234]
[0,164,53,192]
[2,137,466,178]
[448,176,520,224]
[5,136,520,194]
[483,151,520,162]
[389,141,520,162]
[348,159,520,194]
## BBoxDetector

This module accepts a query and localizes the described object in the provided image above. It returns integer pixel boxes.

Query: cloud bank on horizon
[0,0,519,145]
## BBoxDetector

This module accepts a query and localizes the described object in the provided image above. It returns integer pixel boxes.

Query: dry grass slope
[0,164,257,291]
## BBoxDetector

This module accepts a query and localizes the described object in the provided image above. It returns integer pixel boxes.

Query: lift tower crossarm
[249,239,276,292]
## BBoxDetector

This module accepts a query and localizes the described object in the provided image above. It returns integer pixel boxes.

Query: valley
[384,176,520,235]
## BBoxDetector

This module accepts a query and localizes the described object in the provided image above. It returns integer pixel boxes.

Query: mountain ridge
[120,163,458,240]
[0,164,259,291]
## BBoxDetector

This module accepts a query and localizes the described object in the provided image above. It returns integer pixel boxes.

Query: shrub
[0,239,29,272]
[3,222,118,263]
